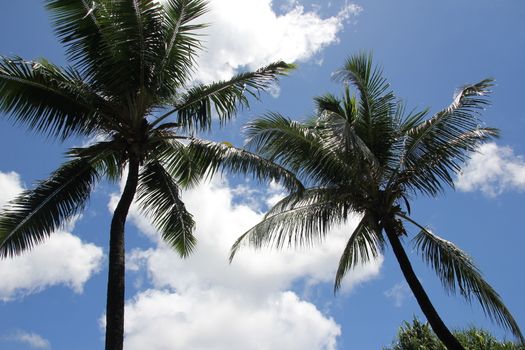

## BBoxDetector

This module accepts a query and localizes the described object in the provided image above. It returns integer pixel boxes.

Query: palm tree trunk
[105,153,140,350]
[384,225,465,350]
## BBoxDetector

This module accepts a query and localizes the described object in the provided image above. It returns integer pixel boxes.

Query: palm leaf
[400,213,524,343]
[186,139,304,193]
[152,61,295,131]
[155,0,208,96]
[137,160,196,257]
[395,79,499,196]
[0,157,99,257]
[244,112,352,186]
[230,196,352,262]
[0,57,118,139]
[334,212,382,292]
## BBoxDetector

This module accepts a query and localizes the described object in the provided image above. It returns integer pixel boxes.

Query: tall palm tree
[230,53,524,350]
[0,1,299,349]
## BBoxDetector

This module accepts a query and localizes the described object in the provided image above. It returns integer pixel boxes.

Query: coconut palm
[0,1,299,349]
[230,53,524,350]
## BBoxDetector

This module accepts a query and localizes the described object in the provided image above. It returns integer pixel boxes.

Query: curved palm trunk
[105,154,140,350]
[384,226,465,350]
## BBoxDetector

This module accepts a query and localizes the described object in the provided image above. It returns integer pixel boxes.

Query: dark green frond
[0,158,99,258]
[186,139,304,193]
[244,112,351,186]
[45,0,166,99]
[155,61,295,131]
[67,139,126,182]
[230,196,352,261]
[137,160,196,257]
[401,214,524,343]
[334,213,383,292]
[332,52,397,161]
[155,0,208,96]
[0,57,115,139]
[395,79,498,196]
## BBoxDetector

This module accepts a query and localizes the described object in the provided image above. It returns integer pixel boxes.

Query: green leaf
[0,157,99,257]
[137,160,196,257]
[402,213,525,344]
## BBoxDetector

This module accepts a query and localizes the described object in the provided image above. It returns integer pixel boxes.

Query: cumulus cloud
[384,281,411,308]
[111,175,382,349]
[456,143,525,196]
[124,289,340,350]
[1,330,51,349]
[193,0,362,83]
[0,171,104,301]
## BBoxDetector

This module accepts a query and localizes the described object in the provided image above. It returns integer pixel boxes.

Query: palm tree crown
[0,1,298,349]
[230,53,524,349]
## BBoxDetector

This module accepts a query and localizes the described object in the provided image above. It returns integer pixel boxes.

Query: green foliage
[384,318,523,350]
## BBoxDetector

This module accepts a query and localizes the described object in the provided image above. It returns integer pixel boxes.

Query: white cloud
[0,171,24,208]
[0,171,104,301]
[2,330,51,349]
[384,281,411,308]
[112,175,382,349]
[124,289,340,350]
[456,143,525,196]
[193,0,362,83]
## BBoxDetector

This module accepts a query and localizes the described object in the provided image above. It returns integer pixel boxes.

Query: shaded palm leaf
[155,0,208,96]
[395,79,498,196]
[244,112,352,186]
[154,61,295,131]
[0,157,99,257]
[186,139,304,193]
[334,212,383,292]
[401,214,524,343]
[0,57,117,139]
[230,197,352,261]
[137,161,196,257]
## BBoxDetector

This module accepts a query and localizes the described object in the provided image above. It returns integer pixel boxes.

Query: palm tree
[230,53,524,350]
[0,1,299,349]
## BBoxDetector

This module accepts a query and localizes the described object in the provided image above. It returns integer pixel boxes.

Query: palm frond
[67,139,126,182]
[153,61,295,131]
[155,0,208,96]
[137,160,196,257]
[334,213,383,293]
[230,196,352,262]
[0,57,117,139]
[244,112,352,186]
[395,79,498,196]
[0,157,99,258]
[186,139,304,193]
[332,52,397,162]
[401,213,524,343]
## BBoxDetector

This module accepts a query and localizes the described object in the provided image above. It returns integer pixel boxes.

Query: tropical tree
[384,318,524,350]
[229,53,524,350]
[0,1,299,349]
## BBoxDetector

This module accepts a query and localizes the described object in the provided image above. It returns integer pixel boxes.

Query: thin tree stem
[384,225,465,350]
[105,153,140,350]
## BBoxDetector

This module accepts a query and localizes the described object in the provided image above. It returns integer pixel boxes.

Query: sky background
[0,1,524,349]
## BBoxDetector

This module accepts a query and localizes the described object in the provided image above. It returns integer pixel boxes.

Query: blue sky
[0,1,524,349]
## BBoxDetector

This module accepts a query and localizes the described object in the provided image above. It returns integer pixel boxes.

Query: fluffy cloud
[455,143,525,196]
[124,289,340,350]
[1,330,51,349]
[0,171,104,301]
[114,176,382,349]
[193,0,362,82]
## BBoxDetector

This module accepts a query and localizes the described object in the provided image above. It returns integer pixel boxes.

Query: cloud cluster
[0,171,104,301]
[1,330,51,349]
[115,176,382,349]
[384,281,411,308]
[193,0,362,83]
[456,143,525,196]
